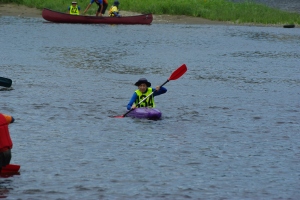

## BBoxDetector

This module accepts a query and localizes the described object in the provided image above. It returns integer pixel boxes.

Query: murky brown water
[1,16,300,199]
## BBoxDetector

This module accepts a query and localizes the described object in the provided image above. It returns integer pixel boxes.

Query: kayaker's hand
[131,105,136,109]
[155,86,160,91]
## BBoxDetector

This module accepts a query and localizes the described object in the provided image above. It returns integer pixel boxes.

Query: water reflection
[0,187,9,198]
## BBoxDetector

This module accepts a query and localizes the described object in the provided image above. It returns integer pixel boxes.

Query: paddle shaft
[122,80,169,117]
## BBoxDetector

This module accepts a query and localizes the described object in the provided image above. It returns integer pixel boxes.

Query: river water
[0,16,300,199]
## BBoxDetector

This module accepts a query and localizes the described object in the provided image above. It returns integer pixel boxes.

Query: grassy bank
[1,0,300,24]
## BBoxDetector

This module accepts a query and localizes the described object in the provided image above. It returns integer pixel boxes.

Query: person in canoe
[0,113,15,172]
[67,2,81,15]
[127,78,167,110]
[108,0,121,17]
[83,0,108,17]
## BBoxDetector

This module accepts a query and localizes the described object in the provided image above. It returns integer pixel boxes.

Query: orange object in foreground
[3,114,14,124]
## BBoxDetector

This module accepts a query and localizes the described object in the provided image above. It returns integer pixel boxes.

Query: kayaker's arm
[127,93,138,110]
[153,86,167,96]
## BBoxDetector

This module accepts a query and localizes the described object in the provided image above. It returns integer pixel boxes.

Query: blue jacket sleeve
[127,92,137,110]
[153,86,167,96]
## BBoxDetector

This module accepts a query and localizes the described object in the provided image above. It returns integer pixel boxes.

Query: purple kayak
[127,107,162,120]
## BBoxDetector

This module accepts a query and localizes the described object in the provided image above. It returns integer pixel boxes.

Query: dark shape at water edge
[283,24,295,28]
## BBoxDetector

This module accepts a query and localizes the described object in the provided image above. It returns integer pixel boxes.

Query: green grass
[1,0,300,25]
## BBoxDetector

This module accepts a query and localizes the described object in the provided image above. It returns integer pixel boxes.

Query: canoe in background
[127,107,162,120]
[42,8,153,25]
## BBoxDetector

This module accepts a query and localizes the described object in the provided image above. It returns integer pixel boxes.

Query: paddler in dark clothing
[127,78,167,110]
[0,113,14,172]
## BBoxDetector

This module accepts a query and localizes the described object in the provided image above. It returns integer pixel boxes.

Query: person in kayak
[67,2,81,15]
[83,0,108,17]
[0,113,15,172]
[127,78,167,110]
[108,0,121,17]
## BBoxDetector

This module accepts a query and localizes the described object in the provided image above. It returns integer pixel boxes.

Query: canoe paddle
[0,77,12,88]
[114,64,187,118]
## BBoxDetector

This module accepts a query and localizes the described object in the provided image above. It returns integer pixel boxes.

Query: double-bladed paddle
[114,64,187,118]
[0,77,12,88]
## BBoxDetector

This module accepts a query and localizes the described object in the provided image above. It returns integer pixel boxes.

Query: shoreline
[0,3,292,27]
[0,3,234,25]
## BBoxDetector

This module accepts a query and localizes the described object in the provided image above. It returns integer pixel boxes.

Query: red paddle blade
[114,115,124,118]
[168,64,187,80]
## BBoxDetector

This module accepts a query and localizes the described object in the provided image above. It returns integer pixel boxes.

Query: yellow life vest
[135,88,155,108]
[70,5,80,15]
[109,6,119,17]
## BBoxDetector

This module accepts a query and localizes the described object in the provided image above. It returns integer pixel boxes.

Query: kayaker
[83,0,108,17]
[127,78,167,110]
[108,0,121,17]
[67,2,81,15]
[0,113,15,172]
